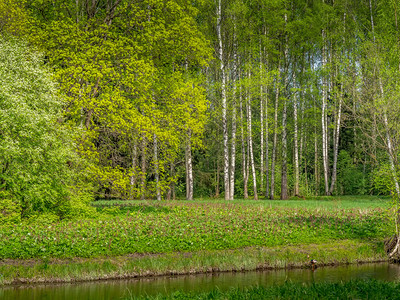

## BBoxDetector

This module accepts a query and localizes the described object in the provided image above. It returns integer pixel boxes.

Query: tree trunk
[140,135,147,200]
[260,41,264,194]
[153,133,161,201]
[248,70,258,200]
[270,64,280,200]
[281,17,289,200]
[240,70,248,199]
[329,88,342,195]
[129,142,137,200]
[265,84,270,198]
[216,0,230,200]
[321,28,330,195]
[293,69,300,197]
[185,131,193,200]
[229,32,238,200]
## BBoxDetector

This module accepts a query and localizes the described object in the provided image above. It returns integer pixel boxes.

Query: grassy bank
[0,197,393,285]
[130,279,400,299]
[0,240,387,285]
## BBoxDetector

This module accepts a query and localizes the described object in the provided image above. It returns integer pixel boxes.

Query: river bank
[0,239,387,285]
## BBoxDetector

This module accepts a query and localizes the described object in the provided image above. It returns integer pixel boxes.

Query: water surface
[1,263,400,299]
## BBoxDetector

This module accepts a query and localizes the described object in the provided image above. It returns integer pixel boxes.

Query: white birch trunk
[329,97,342,195]
[293,70,300,196]
[229,32,238,200]
[140,135,147,200]
[185,131,193,200]
[217,0,229,200]
[281,14,289,200]
[321,29,330,195]
[240,70,248,199]
[265,85,270,198]
[260,42,264,193]
[248,70,258,200]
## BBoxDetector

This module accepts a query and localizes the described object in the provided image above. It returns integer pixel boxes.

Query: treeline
[0,0,400,216]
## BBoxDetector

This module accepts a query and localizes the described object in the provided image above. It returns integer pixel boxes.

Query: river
[1,263,399,299]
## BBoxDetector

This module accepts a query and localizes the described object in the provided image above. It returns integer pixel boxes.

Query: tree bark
[293,69,300,196]
[260,41,264,194]
[153,133,161,201]
[240,70,248,199]
[140,135,147,200]
[129,142,137,199]
[321,28,330,195]
[229,31,238,200]
[248,70,258,200]
[185,131,193,200]
[281,15,289,200]
[270,62,280,200]
[216,0,230,200]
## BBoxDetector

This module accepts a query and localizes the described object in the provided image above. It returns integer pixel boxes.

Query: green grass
[0,196,394,285]
[0,240,387,285]
[93,195,391,210]
[0,198,393,259]
[129,279,400,299]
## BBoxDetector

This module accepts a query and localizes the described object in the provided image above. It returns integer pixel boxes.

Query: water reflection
[1,263,400,300]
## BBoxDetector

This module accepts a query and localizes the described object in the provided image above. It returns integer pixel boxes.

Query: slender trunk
[185,131,193,200]
[248,70,258,200]
[153,133,161,201]
[270,64,280,200]
[130,142,138,200]
[281,16,289,200]
[281,83,288,199]
[265,84,270,198]
[293,70,300,196]
[260,41,264,193]
[216,0,230,200]
[329,86,342,195]
[229,32,238,200]
[140,136,147,200]
[240,70,248,199]
[167,163,174,200]
[321,29,330,195]
[245,132,250,199]
[215,159,220,198]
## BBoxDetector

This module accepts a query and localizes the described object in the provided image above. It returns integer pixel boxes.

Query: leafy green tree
[0,37,92,218]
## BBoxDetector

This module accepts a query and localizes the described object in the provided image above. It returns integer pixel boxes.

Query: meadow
[0,197,393,259]
[0,196,394,285]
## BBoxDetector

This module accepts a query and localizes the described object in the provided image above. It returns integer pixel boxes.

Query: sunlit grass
[130,279,400,300]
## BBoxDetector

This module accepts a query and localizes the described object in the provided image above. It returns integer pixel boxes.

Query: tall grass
[131,279,400,299]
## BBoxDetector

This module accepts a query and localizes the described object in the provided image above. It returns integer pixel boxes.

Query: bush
[0,192,21,225]
[0,36,92,218]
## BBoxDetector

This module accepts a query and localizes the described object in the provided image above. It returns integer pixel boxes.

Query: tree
[0,37,91,218]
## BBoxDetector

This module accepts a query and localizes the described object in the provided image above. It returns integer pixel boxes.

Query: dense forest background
[1,0,400,218]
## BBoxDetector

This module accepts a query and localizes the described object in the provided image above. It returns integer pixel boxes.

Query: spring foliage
[0,37,92,219]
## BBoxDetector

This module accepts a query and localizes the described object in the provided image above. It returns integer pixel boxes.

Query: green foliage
[0,191,21,225]
[0,200,392,259]
[337,150,367,195]
[0,0,29,36]
[371,163,396,196]
[0,36,92,218]
[26,0,211,199]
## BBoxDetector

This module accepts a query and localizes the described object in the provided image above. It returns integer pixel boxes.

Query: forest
[0,0,400,214]
[3,1,400,292]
